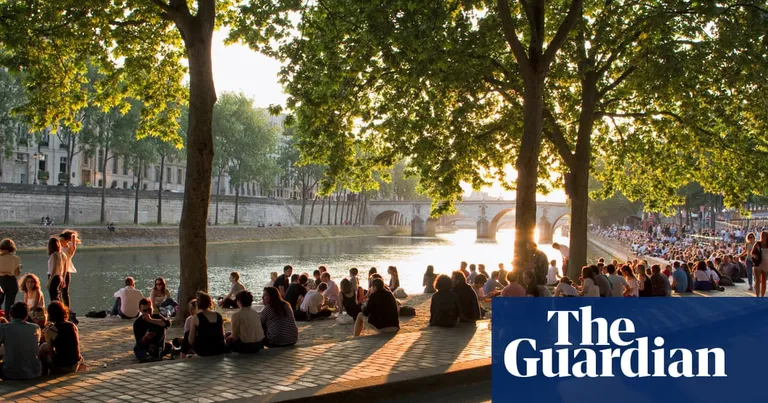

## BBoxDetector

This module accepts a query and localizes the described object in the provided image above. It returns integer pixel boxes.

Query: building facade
[0,112,312,201]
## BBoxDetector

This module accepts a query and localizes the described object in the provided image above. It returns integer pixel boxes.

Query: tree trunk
[215,167,223,225]
[309,195,318,225]
[63,135,74,224]
[514,75,545,272]
[334,191,342,225]
[327,194,332,225]
[134,160,142,225]
[299,179,308,225]
[157,154,165,224]
[100,146,110,224]
[339,191,347,225]
[234,186,240,225]
[177,17,217,320]
[361,196,367,225]
[354,194,362,224]
[567,74,597,279]
[319,196,326,224]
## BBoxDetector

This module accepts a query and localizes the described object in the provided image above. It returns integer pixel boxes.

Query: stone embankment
[0,225,408,251]
[588,234,667,266]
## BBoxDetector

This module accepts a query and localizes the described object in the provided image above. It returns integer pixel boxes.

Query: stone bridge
[366,200,570,242]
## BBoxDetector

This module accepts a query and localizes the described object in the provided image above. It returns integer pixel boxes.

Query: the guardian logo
[504,306,727,378]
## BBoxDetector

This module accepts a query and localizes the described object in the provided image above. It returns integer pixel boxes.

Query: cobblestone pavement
[0,322,491,402]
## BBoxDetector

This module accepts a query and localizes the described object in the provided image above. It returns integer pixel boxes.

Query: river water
[15,229,597,314]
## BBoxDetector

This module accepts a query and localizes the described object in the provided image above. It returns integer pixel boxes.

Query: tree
[269,0,583,269]
[56,120,86,224]
[126,137,157,225]
[213,92,279,225]
[0,69,26,175]
[278,129,325,224]
[0,1,298,319]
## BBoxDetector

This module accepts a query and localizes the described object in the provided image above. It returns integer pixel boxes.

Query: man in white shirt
[299,283,332,321]
[606,265,629,297]
[321,273,340,309]
[111,277,144,319]
[546,260,560,285]
[552,243,570,277]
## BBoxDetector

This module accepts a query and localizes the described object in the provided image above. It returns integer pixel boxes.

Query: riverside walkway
[0,323,491,402]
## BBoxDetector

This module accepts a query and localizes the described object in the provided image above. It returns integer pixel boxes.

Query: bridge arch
[480,208,515,240]
[373,210,402,226]
[551,213,571,235]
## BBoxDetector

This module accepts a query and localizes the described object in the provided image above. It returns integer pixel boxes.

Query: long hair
[47,238,61,256]
[761,231,768,247]
[47,301,69,323]
[620,265,636,281]
[20,273,41,292]
[153,277,167,293]
[695,261,707,272]
[263,286,290,317]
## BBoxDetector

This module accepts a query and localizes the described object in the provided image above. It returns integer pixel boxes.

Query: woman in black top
[189,292,228,356]
[423,265,437,294]
[40,301,82,374]
[450,271,481,323]
[637,264,653,297]
[429,275,460,327]
[340,278,362,320]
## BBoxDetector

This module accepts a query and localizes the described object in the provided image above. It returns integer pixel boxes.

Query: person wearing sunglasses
[133,298,171,363]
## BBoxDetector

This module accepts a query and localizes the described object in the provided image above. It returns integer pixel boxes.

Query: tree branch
[497,0,530,72]
[543,108,575,169]
[518,0,536,36]
[542,0,583,67]
[597,30,642,76]
[598,66,637,97]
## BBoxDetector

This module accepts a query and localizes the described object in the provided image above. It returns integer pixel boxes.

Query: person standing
[744,232,756,292]
[0,239,21,315]
[552,242,570,277]
[58,230,80,308]
[753,231,768,298]
[45,238,67,304]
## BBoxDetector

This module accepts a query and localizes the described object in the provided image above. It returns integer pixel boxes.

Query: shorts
[755,265,768,275]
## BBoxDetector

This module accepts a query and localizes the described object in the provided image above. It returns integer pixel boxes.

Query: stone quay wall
[0,225,408,251]
[0,183,298,226]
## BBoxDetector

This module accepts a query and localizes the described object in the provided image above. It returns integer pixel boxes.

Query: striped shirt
[259,303,298,346]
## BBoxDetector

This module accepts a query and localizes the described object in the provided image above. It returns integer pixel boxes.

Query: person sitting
[321,272,340,309]
[29,306,47,339]
[259,287,298,348]
[429,275,461,327]
[310,269,322,290]
[650,265,670,297]
[150,277,176,314]
[269,271,279,288]
[546,259,561,286]
[466,264,478,285]
[693,261,714,291]
[593,265,612,297]
[172,299,197,358]
[133,298,171,362]
[189,292,228,356]
[348,268,363,302]
[226,291,265,354]
[0,302,42,380]
[501,272,526,297]
[274,265,293,297]
[218,272,246,309]
[387,266,400,292]
[671,262,689,294]
[284,274,308,312]
[524,271,552,297]
[606,264,630,297]
[298,282,332,321]
[423,265,437,294]
[340,278,362,320]
[354,278,400,336]
[483,271,503,297]
[111,277,144,319]
[637,265,653,297]
[20,273,45,310]
[451,271,481,322]
[40,301,83,375]
[577,266,600,297]
[554,277,579,297]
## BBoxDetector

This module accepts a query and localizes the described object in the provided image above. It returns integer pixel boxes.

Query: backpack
[399,306,416,317]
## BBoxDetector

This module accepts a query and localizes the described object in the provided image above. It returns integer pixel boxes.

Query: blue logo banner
[492,298,768,403]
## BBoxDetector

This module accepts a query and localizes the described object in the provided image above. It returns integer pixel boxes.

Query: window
[59,157,67,174]
[154,166,160,182]
[39,134,50,146]
[97,150,104,172]
[111,180,117,188]
[15,153,28,163]
[113,157,118,174]
[122,159,129,175]
[143,183,148,190]
[123,181,128,189]
[39,158,47,173]
[166,167,172,183]
[98,179,103,187]
[143,163,149,179]
[177,169,182,184]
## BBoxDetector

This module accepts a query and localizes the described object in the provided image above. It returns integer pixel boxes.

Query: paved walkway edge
[249,358,491,402]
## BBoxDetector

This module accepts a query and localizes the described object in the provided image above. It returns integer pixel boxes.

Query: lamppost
[33,153,38,185]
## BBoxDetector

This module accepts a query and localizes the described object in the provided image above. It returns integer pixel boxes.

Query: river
[14,229,602,314]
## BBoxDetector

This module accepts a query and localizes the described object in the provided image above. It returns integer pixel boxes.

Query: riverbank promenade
[0,323,490,402]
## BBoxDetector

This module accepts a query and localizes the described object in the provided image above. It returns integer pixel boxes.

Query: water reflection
[16,229,570,313]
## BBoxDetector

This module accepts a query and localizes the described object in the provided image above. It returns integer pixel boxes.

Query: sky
[210,31,565,202]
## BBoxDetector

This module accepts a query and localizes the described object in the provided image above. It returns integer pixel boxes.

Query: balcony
[58,172,68,183]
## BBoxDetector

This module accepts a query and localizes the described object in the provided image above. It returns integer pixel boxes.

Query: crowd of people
[3,225,764,382]
[593,224,768,295]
